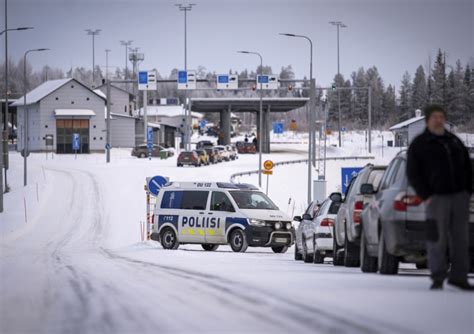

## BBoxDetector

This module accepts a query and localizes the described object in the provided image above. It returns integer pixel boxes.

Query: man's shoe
[447,280,474,291]
[430,280,443,290]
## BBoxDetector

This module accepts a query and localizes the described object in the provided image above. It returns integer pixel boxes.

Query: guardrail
[229,155,375,183]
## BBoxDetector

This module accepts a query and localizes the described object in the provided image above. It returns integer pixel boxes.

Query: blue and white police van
[150,182,294,253]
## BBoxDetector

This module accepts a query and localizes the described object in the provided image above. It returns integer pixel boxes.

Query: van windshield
[229,191,279,210]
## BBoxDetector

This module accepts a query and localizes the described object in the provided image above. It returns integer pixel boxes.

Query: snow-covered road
[1,141,473,334]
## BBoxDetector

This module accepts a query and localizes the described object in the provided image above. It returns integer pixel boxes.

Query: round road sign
[263,160,274,170]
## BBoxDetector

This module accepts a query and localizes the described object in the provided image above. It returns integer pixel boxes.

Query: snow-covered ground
[1,131,473,334]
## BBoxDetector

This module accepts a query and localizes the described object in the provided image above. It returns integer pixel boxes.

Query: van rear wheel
[378,227,399,275]
[160,227,179,250]
[271,246,288,253]
[202,244,219,251]
[229,229,248,253]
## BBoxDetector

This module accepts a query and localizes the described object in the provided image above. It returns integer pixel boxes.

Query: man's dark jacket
[407,128,472,200]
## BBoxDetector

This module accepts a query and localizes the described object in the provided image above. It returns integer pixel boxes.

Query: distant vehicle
[196,140,214,150]
[214,145,230,161]
[131,144,174,158]
[206,127,219,137]
[359,151,427,274]
[294,193,342,263]
[333,164,386,267]
[226,145,238,160]
[151,182,294,253]
[204,147,220,164]
[236,141,256,154]
[177,151,201,167]
[195,149,210,165]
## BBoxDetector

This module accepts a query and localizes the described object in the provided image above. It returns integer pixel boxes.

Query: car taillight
[352,200,364,224]
[320,218,334,226]
[393,193,423,211]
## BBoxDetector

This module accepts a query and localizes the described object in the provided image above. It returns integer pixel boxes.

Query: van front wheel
[160,227,179,250]
[229,229,248,253]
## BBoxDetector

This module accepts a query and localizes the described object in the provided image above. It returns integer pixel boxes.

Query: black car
[196,140,214,150]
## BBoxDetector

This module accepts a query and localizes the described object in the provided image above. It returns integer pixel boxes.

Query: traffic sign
[177,70,197,90]
[263,160,274,170]
[138,70,157,90]
[147,175,168,196]
[72,133,80,151]
[257,75,279,90]
[105,143,111,150]
[147,127,153,151]
[341,167,363,193]
[262,170,273,175]
[273,122,284,134]
[217,74,238,90]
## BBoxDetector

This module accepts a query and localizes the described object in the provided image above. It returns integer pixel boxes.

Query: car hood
[238,209,291,222]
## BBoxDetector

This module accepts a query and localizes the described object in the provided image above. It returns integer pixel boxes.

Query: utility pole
[85,29,101,86]
[106,79,111,163]
[105,49,111,81]
[120,40,133,91]
[329,21,347,148]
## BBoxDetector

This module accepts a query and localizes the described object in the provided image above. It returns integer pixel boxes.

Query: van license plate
[275,238,287,243]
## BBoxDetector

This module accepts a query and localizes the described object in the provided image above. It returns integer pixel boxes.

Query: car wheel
[272,246,288,253]
[378,226,399,275]
[302,236,313,263]
[139,153,146,158]
[160,227,179,250]
[360,225,377,273]
[229,229,248,253]
[202,244,219,251]
[313,236,325,264]
[343,223,360,267]
[332,226,344,266]
[294,243,303,261]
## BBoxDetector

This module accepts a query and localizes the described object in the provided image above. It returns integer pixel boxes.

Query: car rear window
[328,201,341,214]
[180,152,194,157]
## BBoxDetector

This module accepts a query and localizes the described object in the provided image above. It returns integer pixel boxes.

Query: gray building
[95,84,134,116]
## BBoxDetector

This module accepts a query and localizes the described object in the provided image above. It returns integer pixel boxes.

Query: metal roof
[190,97,309,113]
[389,116,425,130]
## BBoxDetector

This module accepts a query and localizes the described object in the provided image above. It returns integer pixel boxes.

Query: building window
[124,105,127,113]
[100,137,103,140]
[45,125,48,128]
[86,97,90,101]
[55,97,59,101]
[71,85,74,88]
[71,101,74,104]
[93,137,96,140]
[93,125,96,128]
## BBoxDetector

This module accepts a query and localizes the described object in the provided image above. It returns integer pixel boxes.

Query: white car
[214,145,230,161]
[151,182,295,253]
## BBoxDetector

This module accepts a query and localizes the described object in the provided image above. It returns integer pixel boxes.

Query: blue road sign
[199,119,208,129]
[72,133,80,151]
[138,71,148,85]
[147,175,168,196]
[341,127,347,132]
[341,167,363,194]
[178,70,188,84]
[273,122,284,134]
[218,75,229,84]
[147,127,153,151]
[105,143,111,150]
[258,75,269,84]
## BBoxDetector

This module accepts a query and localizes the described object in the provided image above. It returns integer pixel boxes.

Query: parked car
[132,144,173,158]
[196,140,214,150]
[177,151,201,167]
[204,147,220,164]
[226,145,238,160]
[294,193,342,263]
[236,141,256,154]
[359,151,427,274]
[195,149,210,165]
[214,145,230,161]
[333,164,386,267]
[468,155,474,271]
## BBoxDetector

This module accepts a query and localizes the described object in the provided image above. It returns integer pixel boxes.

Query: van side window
[180,191,209,210]
[381,159,400,190]
[211,191,235,212]
[161,191,183,209]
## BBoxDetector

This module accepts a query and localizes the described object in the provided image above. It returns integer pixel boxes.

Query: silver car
[333,164,386,267]
[359,151,427,275]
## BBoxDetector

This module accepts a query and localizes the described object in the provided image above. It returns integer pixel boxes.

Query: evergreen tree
[445,60,466,123]
[431,49,447,106]
[399,71,412,121]
[351,67,367,126]
[365,66,385,127]
[382,84,397,126]
[411,65,428,111]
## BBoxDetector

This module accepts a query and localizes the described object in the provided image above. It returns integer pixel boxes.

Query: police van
[150,182,294,253]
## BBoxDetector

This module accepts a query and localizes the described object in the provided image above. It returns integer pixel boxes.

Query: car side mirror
[329,192,343,203]
[360,183,375,195]
[302,213,312,221]
[293,216,302,222]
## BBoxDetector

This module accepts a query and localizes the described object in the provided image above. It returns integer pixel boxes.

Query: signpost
[147,126,153,159]
[341,167,363,193]
[72,133,80,159]
[263,160,274,194]
[44,134,54,160]
[257,75,279,90]
[146,175,168,196]
[273,122,284,134]
[177,70,196,90]
[216,74,238,90]
[145,175,169,240]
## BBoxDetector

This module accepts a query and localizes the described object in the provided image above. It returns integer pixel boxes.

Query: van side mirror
[302,213,312,221]
[293,216,302,222]
[360,183,375,195]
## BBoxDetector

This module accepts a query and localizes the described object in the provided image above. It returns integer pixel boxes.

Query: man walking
[407,104,472,290]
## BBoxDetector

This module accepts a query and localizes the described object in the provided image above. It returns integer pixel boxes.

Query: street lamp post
[105,49,111,81]
[85,29,101,86]
[23,48,49,187]
[120,40,133,91]
[237,50,264,188]
[279,33,314,204]
[175,3,196,151]
[329,21,347,148]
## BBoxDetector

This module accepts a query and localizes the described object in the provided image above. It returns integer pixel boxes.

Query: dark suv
[177,151,201,167]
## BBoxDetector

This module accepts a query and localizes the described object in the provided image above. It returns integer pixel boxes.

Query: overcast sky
[3,0,473,88]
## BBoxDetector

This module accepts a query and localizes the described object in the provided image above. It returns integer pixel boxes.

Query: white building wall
[16,102,41,151]
[110,115,136,147]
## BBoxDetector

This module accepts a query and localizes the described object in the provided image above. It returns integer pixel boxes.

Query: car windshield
[229,191,279,210]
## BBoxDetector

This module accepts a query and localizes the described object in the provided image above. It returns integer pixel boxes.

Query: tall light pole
[176,3,196,151]
[279,33,315,204]
[105,49,111,81]
[329,21,347,148]
[23,48,49,187]
[237,50,264,188]
[120,40,133,90]
[85,29,101,86]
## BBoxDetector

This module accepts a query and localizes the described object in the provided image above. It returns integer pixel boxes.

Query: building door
[164,126,175,148]
[56,119,90,153]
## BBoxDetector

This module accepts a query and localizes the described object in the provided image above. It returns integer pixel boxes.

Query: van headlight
[286,222,292,230]
[249,219,266,227]
[275,222,282,230]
